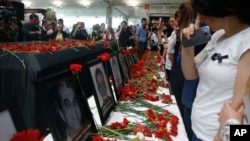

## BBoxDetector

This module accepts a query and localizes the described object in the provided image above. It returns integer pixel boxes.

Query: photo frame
[117,49,131,84]
[124,53,134,70]
[131,48,140,63]
[35,70,97,141]
[0,96,26,141]
[87,59,115,125]
[108,53,124,101]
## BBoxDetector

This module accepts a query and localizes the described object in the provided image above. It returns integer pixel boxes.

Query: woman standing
[71,22,88,40]
[167,2,196,121]
[181,0,250,140]
[50,24,69,41]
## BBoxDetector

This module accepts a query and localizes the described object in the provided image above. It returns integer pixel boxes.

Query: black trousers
[138,41,147,56]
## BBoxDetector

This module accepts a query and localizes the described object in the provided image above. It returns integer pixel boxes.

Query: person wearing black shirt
[91,24,103,42]
[117,21,132,48]
[71,22,88,40]
[22,13,46,42]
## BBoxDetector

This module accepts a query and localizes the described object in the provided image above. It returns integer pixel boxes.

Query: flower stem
[10,52,26,69]
[98,126,132,140]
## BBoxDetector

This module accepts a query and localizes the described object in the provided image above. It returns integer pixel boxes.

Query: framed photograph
[0,96,26,141]
[35,70,97,141]
[108,53,123,100]
[131,49,140,63]
[87,59,115,125]
[117,49,131,84]
[125,54,135,69]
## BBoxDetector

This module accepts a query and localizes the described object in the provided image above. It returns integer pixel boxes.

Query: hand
[76,23,82,30]
[121,23,125,29]
[219,102,244,125]
[181,14,201,40]
[37,31,42,35]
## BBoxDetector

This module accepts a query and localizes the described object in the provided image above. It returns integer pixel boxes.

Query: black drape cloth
[0,41,117,129]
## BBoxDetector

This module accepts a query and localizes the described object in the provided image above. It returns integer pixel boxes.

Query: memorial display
[86,58,115,125]
[0,39,189,141]
[35,69,97,141]
[117,49,131,84]
[0,40,115,128]
[108,52,123,100]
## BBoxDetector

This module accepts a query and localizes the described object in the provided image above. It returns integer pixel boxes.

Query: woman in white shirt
[219,76,250,141]
[181,0,250,140]
[148,27,158,50]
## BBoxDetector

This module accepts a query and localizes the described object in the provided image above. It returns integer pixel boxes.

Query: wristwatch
[220,118,241,141]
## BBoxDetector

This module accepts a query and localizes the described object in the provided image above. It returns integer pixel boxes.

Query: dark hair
[173,10,179,21]
[191,0,250,24]
[42,20,47,26]
[121,21,127,25]
[29,13,38,20]
[141,18,147,22]
[58,18,63,23]
[178,2,196,31]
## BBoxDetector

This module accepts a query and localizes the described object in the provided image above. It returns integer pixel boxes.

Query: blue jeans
[183,107,193,141]
[192,134,202,141]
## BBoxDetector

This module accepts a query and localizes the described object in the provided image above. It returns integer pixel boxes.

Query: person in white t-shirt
[181,0,250,140]
[148,27,158,50]
[162,37,172,82]
[218,76,250,141]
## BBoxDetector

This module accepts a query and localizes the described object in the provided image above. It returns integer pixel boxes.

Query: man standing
[117,21,132,49]
[22,13,46,41]
[136,18,147,52]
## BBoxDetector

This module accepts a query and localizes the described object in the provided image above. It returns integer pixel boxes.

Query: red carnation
[69,64,82,73]
[10,129,44,141]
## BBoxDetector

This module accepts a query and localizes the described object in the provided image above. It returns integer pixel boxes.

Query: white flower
[167,121,172,132]
[153,138,163,141]
[136,132,145,140]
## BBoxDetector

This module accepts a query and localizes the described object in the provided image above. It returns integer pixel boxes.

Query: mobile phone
[182,26,211,47]
[159,18,162,24]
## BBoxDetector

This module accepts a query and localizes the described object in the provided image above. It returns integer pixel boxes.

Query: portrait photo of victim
[89,62,113,116]
[118,53,130,81]
[110,56,123,90]
[46,76,93,141]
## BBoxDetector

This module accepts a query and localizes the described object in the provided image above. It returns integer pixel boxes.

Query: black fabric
[0,43,115,129]
[92,30,103,41]
[49,31,69,40]
[118,27,132,47]
[22,23,46,41]
[72,29,89,40]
